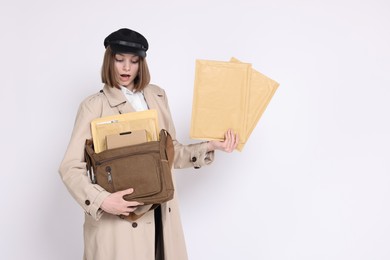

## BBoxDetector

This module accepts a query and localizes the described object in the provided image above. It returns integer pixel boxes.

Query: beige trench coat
[59,84,214,260]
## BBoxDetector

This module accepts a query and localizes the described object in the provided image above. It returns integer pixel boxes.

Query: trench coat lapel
[143,85,169,132]
[143,85,164,111]
[103,84,165,114]
[102,85,135,114]
[103,84,167,131]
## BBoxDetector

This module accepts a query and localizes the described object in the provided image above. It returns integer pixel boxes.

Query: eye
[115,58,123,62]
[131,59,139,64]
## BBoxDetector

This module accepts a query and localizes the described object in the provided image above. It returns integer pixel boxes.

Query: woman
[59,28,238,260]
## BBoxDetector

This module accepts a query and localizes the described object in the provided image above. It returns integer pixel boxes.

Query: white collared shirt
[120,86,149,112]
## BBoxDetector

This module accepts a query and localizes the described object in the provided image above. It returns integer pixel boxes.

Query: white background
[1,0,389,259]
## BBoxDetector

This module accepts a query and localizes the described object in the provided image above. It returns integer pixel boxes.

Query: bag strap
[84,140,96,184]
[159,129,174,169]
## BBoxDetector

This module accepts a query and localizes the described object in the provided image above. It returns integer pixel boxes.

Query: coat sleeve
[58,95,111,221]
[155,87,215,169]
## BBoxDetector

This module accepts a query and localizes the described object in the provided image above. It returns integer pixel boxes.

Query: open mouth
[120,74,130,80]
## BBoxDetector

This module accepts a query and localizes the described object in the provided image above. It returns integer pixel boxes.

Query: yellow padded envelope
[190,58,279,151]
[91,109,159,153]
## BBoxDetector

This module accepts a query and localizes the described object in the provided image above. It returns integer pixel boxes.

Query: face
[114,53,140,89]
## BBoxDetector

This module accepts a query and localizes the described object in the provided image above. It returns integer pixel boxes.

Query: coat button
[169,207,171,213]
[132,222,138,228]
[194,166,200,169]
[191,156,197,162]
[85,200,90,206]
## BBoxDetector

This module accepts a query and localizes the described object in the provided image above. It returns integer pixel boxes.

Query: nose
[123,60,131,71]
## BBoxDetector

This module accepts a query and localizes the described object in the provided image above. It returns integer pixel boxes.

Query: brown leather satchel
[84,129,174,206]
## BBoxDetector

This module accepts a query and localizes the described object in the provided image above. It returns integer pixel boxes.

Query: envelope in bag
[190,58,279,151]
[91,109,159,153]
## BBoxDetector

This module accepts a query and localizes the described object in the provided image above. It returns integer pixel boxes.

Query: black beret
[104,28,148,57]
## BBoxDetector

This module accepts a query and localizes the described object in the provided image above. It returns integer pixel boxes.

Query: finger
[126,206,138,213]
[120,204,139,215]
[120,188,134,196]
[125,200,144,208]
[225,130,232,149]
[226,131,237,152]
[223,136,228,150]
[224,130,229,142]
[234,133,240,146]
[229,131,237,148]
[227,130,235,151]
[229,130,235,145]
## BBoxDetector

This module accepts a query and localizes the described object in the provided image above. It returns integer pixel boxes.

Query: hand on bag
[207,129,239,153]
[101,188,143,216]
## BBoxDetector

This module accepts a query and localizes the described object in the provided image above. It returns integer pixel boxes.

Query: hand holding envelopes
[91,109,159,153]
[190,58,279,151]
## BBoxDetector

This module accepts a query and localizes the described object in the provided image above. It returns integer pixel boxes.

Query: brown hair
[101,46,151,91]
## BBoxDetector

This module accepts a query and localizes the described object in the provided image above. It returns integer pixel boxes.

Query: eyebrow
[115,53,139,59]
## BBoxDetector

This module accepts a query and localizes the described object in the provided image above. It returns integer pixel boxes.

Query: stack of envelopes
[91,109,159,153]
[190,58,279,151]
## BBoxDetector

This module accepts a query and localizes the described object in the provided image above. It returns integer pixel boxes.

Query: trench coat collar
[102,84,162,114]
